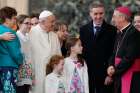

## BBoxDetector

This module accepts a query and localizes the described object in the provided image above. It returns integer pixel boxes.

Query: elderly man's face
[44,15,56,32]
[134,15,140,32]
[112,10,124,30]
[90,7,105,25]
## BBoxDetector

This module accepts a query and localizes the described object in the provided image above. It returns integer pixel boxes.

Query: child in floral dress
[16,15,33,93]
[64,37,89,93]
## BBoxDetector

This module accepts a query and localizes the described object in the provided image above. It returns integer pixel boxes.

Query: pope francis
[29,10,61,93]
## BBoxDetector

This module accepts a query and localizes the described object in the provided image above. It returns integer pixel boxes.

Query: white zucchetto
[39,10,53,19]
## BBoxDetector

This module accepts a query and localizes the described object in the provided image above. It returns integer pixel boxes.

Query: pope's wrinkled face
[43,15,56,32]
[134,15,140,32]
[90,7,105,25]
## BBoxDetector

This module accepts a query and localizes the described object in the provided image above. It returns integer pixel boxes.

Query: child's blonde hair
[46,55,64,75]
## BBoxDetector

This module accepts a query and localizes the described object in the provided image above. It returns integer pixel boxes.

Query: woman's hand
[0,32,15,41]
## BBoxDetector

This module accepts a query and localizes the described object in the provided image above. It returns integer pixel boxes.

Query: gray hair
[117,11,131,22]
[89,1,104,12]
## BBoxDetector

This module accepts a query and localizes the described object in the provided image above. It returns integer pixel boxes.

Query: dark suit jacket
[79,20,117,87]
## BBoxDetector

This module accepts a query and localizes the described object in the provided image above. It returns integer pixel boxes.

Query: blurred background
[0,0,140,35]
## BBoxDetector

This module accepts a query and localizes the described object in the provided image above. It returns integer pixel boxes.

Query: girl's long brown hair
[65,37,84,66]
[46,55,64,75]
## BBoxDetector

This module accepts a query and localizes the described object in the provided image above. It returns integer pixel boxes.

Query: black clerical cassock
[109,24,140,93]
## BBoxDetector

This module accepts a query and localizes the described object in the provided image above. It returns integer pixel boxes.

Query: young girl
[45,55,65,93]
[64,37,89,93]
[16,14,33,93]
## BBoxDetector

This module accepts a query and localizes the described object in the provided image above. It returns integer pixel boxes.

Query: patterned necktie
[94,26,101,37]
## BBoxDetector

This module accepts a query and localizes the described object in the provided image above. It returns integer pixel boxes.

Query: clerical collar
[120,23,131,32]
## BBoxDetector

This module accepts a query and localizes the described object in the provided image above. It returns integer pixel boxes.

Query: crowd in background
[0,1,140,93]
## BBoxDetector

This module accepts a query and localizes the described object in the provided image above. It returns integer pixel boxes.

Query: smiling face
[90,7,105,25]
[134,15,140,32]
[56,24,69,41]
[21,18,31,33]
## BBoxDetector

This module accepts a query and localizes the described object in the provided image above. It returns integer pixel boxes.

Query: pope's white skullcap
[39,10,53,19]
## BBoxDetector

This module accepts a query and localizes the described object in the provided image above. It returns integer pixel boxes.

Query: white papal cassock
[29,24,61,93]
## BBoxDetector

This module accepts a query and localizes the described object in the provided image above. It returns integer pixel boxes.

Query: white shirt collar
[93,23,101,27]
[93,21,102,27]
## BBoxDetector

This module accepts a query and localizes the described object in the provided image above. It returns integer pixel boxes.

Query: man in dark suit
[79,1,117,93]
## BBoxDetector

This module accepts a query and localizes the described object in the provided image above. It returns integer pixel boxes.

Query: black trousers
[16,84,30,93]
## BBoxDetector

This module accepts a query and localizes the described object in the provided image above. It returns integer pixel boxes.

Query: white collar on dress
[16,30,29,42]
